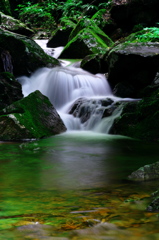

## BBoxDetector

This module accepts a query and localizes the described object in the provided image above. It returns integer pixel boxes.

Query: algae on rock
[0,90,67,141]
[0,29,60,76]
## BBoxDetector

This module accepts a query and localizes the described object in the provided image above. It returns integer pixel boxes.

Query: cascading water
[18,65,126,133]
[18,40,135,134]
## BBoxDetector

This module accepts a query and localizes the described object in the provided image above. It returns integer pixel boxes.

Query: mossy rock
[0,72,23,110]
[0,11,34,36]
[59,23,113,59]
[107,42,159,97]
[0,29,60,76]
[128,161,159,181]
[0,90,67,141]
[110,91,159,142]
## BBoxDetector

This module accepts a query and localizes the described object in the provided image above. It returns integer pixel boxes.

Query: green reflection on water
[0,132,159,239]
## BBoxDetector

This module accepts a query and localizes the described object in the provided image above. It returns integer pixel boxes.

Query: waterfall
[18,66,126,133]
[18,40,135,134]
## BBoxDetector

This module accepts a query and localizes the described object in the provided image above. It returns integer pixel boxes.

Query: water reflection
[0,133,159,237]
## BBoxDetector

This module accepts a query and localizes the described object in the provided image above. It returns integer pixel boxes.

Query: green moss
[0,29,60,76]
[0,91,66,140]
[112,95,159,142]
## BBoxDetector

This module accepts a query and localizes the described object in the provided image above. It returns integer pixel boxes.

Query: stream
[0,135,159,239]
[0,40,159,239]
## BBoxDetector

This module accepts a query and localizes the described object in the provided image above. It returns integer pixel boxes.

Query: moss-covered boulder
[128,161,159,181]
[0,72,23,110]
[0,29,60,77]
[0,12,34,36]
[59,21,113,59]
[0,90,67,141]
[107,42,159,98]
[110,89,159,142]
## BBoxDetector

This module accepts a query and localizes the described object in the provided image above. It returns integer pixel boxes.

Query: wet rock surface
[0,90,67,141]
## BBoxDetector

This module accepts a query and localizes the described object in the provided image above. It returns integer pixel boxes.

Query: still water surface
[0,132,159,239]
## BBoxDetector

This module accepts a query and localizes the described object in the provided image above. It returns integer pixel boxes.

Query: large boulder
[0,72,23,110]
[0,90,67,141]
[0,29,60,77]
[110,88,159,142]
[0,12,34,36]
[110,0,159,31]
[107,42,159,98]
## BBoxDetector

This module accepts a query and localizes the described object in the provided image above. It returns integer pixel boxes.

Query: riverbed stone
[0,90,66,141]
[107,42,159,98]
[147,190,159,212]
[128,161,159,181]
[0,29,60,77]
[0,72,23,110]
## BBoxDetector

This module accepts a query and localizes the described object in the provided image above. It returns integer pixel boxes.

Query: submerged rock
[0,90,66,141]
[0,29,60,76]
[147,190,159,212]
[69,98,114,124]
[0,72,23,110]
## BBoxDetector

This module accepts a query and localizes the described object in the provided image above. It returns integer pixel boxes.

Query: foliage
[15,1,62,30]
[126,27,159,43]
[15,0,113,30]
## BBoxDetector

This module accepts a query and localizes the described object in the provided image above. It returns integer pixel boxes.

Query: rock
[110,91,159,141]
[0,90,66,141]
[147,190,159,212]
[107,42,159,97]
[0,72,23,110]
[70,222,130,239]
[81,54,108,74]
[0,29,60,77]
[69,98,114,124]
[0,11,34,36]
[128,161,159,181]
[113,82,135,98]
[59,20,113,59]
[110,0,159,31]
[47,28,73,48]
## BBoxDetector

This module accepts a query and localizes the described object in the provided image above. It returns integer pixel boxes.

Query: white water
[18,66,132,133]
[18,40,136,134]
